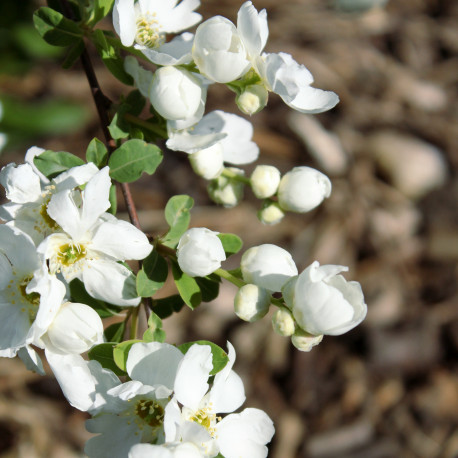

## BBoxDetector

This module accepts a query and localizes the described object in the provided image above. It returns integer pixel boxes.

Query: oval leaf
[33,150,85,179]
[217,233,243,257]
[172,262,201,310]
[113,339,142,372]
[136,250,168,297]
[162,195,194,248]
[88,343,126,376]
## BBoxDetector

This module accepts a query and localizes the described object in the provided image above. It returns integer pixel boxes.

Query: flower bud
[44,302,104,354]
[234,284,271,322]
[189,143,224,180]
[272,308,296,336]
[291,329,323,352]
[236,85,269,115]
[292,261,367,336]
[250,165,281,199]
[241,244,298,292]
[150,66,202,121]
[192,16,250,83]
[207,168,245,207]
[278,166,331,213]
[177,227,226,277]
[257,201,285,225]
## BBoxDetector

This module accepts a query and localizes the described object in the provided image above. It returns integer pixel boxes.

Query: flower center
[57,242,87,267]
[39,199,59,230]
[135,13,165,49]
[5,273,41,323]
[190,405,220,437]
[135,399,165,428]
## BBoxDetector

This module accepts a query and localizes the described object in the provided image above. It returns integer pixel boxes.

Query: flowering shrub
[0,1,368,456]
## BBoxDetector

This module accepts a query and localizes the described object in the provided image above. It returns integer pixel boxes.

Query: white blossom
[271,308,295,337]
[234,283,271,322]
[241,244,298,292]
[236,84,269,115]
[291,261,367,336]
[250,165,280,199]
[188,144,224,180]
[291,329,323,352]
[177,228,226,277]
[277,166,331,213]
[129,442,205,458]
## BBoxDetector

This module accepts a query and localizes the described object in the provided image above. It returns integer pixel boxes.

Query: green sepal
[113,339,142,372]
[178,341,229,376]
[172,261,201,310]
[217,233,243,257]
[33,7,83,47]
[161,195,194,248]
[88,343,127,376]
[136,250,168,297]
[151,295,185,319]
[142,312,166,343]
[33,150,84,179]
[108,139,162,183]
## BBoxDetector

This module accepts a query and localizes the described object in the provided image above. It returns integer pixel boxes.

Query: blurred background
[0,0,457,456]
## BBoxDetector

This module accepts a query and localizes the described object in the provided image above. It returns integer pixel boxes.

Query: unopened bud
[250,165,281,199]
[272,308,296,336]
[236,85,268,115]
[189,143,224,180]
[208,168,245,207]
[234,284,271,322]
[291,328,323,352]
[257,201,285,225]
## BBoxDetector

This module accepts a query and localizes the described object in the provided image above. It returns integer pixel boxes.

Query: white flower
[241,244,298,293]
[236,84,269,115]
[192,16,250,83]
[41,302,104,355]
[150,66,205,121]
[291,261,367,336]
[177,227,226,277]
[167,110,259,166]
[165,343,274,458]
[113,0,201,55]
[0,149,99,244]
[291,329,323,352]
[250,165,280,199]
[271,308,295,337]
[0,225,66,360]
[129,442,204,458]
[207,167,245,208]
[277,166,331,213]
[188,144,224,180]
[37,167,152,306]
[234,284,271,322]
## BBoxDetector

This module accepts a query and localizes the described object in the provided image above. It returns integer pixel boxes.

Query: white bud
[192,16,250,83]
[189,143,224,180]
[44,302,104,355]
[208,168,245,208]
[150,66,202,121]
[292,261,367,336]
[250,165,281,199]
[234,284,271,322]
[177,227,226,277]
[291,329,323,352]
[257,201,285,225]
[236,85,269,115]
[278,166,331,213]
[272,308,296,336]
[241,244,298,292]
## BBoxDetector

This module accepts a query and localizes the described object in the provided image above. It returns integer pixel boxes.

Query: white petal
[18,346,45,375]
[46,189,82,239]
[140,32,194,66]
[160,0,202,33]
[0,253,13,289]
[283,85,339,114]
[53,162,99,191]
[174,344,212,411]
[0,224,39,273]
[124,56,154,98]
[0,163,42,204]
[91,219,152,260]
[82,259,140,306]
[237,1,268,59]
[24,146,48,183]
[113,0,137,46]
[127,342,184,388]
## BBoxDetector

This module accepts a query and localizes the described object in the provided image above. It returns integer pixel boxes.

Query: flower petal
[237,1,269,59]
[113,0,137,46]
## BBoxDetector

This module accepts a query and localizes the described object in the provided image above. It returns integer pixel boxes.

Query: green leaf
[113,339,141,372]
[92,29,133,85]
[217,233,243,257]
[136,250,168,297]
[161,195,194,248]
[104,321,126,343]
[86,137,108,167]
[69,279,123,318]
[108,139,162,183]
[33,150,84,179]
[195,277,220,302]
[151,295,184,319]
[108,184,117,215]
[172,262,201,310]
[33,7,83,47]
[142,312,166,343]
[88,343,126,376]
[124,90,146,117]
[108,107,130,140]
[61,39,84,69]
[178,341,229,376]
[88,0,115,26]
